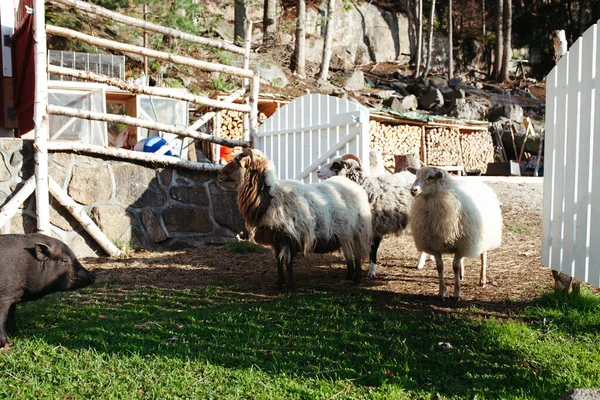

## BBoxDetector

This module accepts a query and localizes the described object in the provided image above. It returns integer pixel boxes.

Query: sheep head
[316,154,362,179]
[218,147,267,183]
[410,167,446,197]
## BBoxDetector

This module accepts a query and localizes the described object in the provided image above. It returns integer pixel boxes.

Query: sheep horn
[341,154,362,166]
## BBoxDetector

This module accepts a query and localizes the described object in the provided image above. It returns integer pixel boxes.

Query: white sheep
[317,154,413,279]
[369,149,389,176]
[217,148,372,289]
[409,166,503,300]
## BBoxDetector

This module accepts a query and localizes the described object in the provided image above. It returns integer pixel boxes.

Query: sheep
[316,154,413,279]
[408,166,503,300]
[369,150,388,176]
[217,148,372,289]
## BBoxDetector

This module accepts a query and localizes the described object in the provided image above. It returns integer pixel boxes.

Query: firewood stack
[459,130,494,174]
[219,110,268,141]
[426,127,463,167]
[369,120,422,172]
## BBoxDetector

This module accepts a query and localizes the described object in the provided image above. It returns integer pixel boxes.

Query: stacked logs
[425,127,463,167]
[369,120,422,172]
[219,110,268,141]
[459,130,494,174]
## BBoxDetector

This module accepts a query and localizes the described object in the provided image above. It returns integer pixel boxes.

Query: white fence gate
[542,19,600,287]
[256,94,370,183]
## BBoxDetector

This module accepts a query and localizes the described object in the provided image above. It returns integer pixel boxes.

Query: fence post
[34,0,50,234]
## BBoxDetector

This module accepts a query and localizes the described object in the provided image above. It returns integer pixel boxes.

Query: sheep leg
[353,259,362,284]
[276,247,292,290]
[434,253,446,300]
[479,251,487,287]
[459,258,465,281]
[453,255,464,300]
[416,252,435,269]
[368,236,383,279]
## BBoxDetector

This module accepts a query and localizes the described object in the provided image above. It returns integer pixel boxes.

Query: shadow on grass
[13,282,600,399]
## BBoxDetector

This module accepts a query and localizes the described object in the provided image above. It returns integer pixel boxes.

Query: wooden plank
[550,51,570,273]
[542,67,557,269]
[589,22,600,288]
[561,37,583,277]
[574,24,596,283]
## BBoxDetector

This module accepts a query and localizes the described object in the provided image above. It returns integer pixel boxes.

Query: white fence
[256,94,370,183]
[542,19,600,287]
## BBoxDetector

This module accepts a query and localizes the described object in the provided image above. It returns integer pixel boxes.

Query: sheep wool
[410,167,503,299]
[218,148,372,289]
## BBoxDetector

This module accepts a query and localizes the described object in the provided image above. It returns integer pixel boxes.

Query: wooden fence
[542,19,600,287]
[0,0,260,256]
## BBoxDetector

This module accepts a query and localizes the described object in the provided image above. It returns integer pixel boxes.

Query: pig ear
[35,243,53,261]
[407,167,418,175]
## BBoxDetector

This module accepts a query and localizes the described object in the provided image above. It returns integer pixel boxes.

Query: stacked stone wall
[0,139,244,257]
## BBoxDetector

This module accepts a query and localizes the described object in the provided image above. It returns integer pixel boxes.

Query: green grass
[1,285,599,399]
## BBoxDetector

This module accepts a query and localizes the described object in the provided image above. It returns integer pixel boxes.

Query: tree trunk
[318,0,335,82]
[482,0,486,37]
[293,0,306,78]
[494,0,503,79]
[263,0,278,46]
[448,0,453,79]
[423,0,436,79]
[234,0,246,45]
[414,0,423,78]
[499,0,512,82]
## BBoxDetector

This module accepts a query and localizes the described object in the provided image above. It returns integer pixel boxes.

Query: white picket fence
[256,94,370,183]
[542,19,600,287]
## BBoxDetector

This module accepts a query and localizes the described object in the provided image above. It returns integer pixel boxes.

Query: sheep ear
[407,167,418,175]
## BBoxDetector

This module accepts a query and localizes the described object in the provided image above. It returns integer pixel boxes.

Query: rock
[443,89,466,103]
[113,164,165,208]
[0,153,10,182]
[488,104,524,122]
[384,95,418,112]
[449,98,489,121]
[169,185,210,206]
[50,197,76,231]
[9,213,36,234]
[90,205,132,242]
[340,70,365,91]
[140,209,167,243]
[253,60,289,88]
[68,165,112,205]
[428,76,450,92]
[418,88,444,110]
[558,389,600,400]
[69,233,99,258]
[209,182,245,235]
[372,90,397,100]
[163,205,212,233]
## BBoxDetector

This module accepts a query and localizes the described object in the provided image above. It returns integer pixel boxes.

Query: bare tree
[234,0,246,45]
[448,0,453,79]
[423,0,436,79]
[263,0,278,46]
[499,0,512,81]
[293,0,307,78]
[494,0,503,79]
[415,0,423,78]
[482,0,486,37]
[318,0,335,82]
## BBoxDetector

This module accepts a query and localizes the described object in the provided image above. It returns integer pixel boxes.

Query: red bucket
[219,146,233,162]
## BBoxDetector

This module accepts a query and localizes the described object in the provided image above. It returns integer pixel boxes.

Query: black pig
[0,233,95,349]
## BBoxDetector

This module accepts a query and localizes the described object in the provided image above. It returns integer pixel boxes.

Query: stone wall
[0,139,245,257]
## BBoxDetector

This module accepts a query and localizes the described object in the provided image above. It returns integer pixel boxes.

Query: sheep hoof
[479,281,486,287]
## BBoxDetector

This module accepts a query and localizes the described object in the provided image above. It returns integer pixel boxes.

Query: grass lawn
[1,284,599,399]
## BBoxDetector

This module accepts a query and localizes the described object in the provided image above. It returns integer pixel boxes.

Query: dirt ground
[86,177,600,319]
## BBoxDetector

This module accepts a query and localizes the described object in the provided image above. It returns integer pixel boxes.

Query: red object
[12,0,35,136]
[220,146,233,162]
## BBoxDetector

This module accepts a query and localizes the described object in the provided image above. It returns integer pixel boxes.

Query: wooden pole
[34,0,50,234]
[249,71,260,147]
[48,0,246,55]
[47,65,251,112]
[0,176,36,229]
[518,117,532,164]
[47,142,225,172]
[48,178,121,257]
[46,25,254,79]
[143,2,148,86]
[47,105,249,148]
[243,20,253,142]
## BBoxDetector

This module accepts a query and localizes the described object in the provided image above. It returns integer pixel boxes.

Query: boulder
[384,95,418,112]
[252,60,289,88]
[341,70,365,91]
[488,104,524,122]
[418,88,445,110]
[558,389,600,400]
